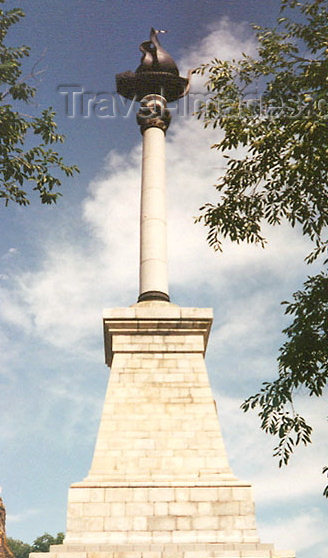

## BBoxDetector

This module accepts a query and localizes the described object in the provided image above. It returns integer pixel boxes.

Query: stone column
[137,95,171,303]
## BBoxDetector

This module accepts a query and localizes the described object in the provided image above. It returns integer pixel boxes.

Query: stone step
[30,541,294,558]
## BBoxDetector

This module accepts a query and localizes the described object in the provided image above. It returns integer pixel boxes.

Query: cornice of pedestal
[102,302,213,367]
[71,479,249,489]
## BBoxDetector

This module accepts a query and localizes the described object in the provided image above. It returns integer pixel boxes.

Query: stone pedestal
[30,302,295,558]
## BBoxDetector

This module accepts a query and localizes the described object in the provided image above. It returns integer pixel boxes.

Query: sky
[0,1,327,558]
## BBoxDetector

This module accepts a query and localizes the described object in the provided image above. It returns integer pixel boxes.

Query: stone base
[64,482,259,546]
[31,542,295,558]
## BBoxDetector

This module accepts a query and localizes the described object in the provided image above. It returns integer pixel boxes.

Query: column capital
[137,94,171,134]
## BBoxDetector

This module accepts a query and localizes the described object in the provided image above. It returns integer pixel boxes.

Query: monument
[30,29,295,558]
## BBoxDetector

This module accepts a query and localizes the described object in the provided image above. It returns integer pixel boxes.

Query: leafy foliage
[242,273,328,466]
[323,466,328,497]
[7,532,64,557]
[195,0,328,263]
[0,1,79,206]
[6,538,31,558]
[195,0,328,495]
[31,532,64,553]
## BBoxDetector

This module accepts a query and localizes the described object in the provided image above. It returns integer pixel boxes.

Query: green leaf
[0,4,79,206]
[195,0,328,496]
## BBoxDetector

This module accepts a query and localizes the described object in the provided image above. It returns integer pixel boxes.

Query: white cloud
[179,18,257,82]
[217,394,327,504]
[7,509,40,524]
[259,510,327,556]
[0,286,32,333]
[1,247,18,260]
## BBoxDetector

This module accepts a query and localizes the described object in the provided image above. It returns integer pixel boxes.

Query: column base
[138,291,170,302]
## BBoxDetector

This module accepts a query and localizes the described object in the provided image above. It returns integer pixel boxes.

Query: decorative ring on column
[138,290,170,302]
[137,94,171,134]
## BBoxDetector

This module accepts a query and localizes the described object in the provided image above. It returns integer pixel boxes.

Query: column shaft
[139,126,169,301]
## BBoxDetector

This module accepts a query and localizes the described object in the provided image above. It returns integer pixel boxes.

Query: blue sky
[0,1,327,557]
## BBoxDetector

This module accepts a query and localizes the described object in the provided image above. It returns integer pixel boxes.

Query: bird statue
[136,28,179,75]
[136,41,156,72]
[116,27,190,102]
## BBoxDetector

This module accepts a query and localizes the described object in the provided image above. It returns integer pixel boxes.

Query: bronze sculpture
[116,27,189,102]
[136,28,179,75]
